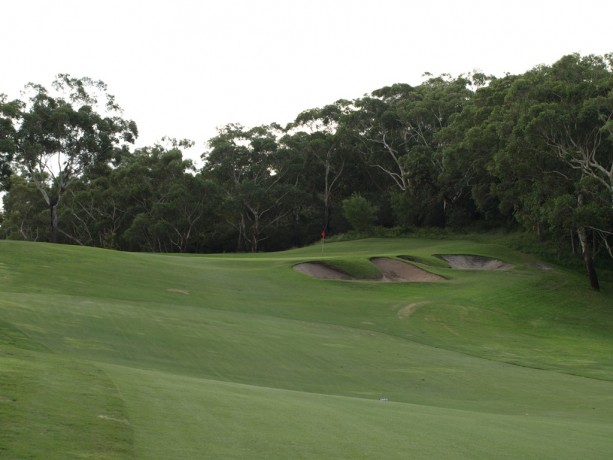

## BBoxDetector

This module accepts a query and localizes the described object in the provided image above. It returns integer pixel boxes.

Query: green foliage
[7,75,137,243]
[0,95,21,190]
[341,193,378,232]
[0,176,48,241]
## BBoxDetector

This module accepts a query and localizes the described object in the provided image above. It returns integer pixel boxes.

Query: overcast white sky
[3,0,612,161]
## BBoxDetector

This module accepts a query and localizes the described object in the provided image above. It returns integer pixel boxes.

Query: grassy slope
[0,238,612,458]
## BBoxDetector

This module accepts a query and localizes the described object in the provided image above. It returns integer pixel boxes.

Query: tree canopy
[6,75,137,243]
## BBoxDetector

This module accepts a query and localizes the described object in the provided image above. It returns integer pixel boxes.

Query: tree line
[0,54,612,289]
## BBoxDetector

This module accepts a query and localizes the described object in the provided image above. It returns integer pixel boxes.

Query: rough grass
[1,238,612,458]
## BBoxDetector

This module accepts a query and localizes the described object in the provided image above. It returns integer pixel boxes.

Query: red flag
[321,230,326,239]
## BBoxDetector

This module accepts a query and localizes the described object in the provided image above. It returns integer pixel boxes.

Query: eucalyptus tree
[154,172,221,253]
[0,95,21,190]
[203,124,300,252]
[283,101,359,234]
[113,139,219,253]
[531,54,613,207]
[351,75,475,226]
[495,54,613,290]
[58,174,127,248]
[0,175,47,241]
[437,73,516,226]
[14,74,137,243]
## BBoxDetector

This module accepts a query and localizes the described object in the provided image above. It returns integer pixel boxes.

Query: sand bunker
[293,262,355,280]
[436,254,513,270]
[294,258,443,282]
[371,258,444,282]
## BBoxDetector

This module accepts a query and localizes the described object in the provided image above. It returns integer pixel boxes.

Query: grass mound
[370,257,444,282]
[293,261,356,280]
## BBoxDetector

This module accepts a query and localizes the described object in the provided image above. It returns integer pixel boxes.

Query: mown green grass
[1,238,612,458]
[0,347,132,459]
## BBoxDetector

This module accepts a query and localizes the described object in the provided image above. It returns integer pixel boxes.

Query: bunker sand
[371,258,444,282]
[436,254,514,270]
[294,253,513,282]
[294,258,443,282]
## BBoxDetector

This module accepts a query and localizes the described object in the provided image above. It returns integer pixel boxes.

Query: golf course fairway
[1,238,612,458]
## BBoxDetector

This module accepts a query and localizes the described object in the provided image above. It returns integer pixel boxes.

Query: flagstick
[320,230,326,255]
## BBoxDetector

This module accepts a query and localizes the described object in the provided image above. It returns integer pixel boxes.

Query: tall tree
[437,73,518,226]
[112,139,218,253]
[14,74,137,243]
[203,124,300,252]
[0,175,47,241]
[0,94,21,190]
[352,75,475,226]
[284,101,356,234]
[496,54,613,290]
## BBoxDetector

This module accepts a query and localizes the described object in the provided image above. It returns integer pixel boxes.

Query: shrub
[342,194,378,232]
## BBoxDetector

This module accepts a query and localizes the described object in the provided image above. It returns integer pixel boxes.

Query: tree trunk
[576,193,600,291]
[577,225,600,291]
[251,214,260,253]
[236,213,246,252]
[49,200,58,244]
[323,197,330,236]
